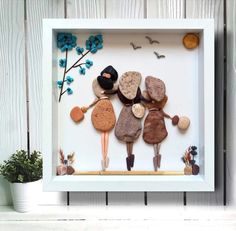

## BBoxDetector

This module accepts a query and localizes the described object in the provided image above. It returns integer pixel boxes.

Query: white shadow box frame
[42,19,214,192]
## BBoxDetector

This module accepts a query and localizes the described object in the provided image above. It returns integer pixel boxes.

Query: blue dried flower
[59,58,67,68]
[79,67,86,75]
[57,80,63,88]
[66,76,74,84]
[85,59,93,68]
[67,88,73,95]
[57,33,77,52]
[85,34,103,53]
[76,46,84,55]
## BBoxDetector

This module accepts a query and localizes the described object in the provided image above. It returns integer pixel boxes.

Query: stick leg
[104,132,109,168]
[153,143,161,171]
[101,132,106,171]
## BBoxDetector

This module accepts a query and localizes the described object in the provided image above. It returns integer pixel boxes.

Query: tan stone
[91,99,116,132]
[178,116,190,130]
[131,103,146,119]
[119,71,142,100]
[92,79,118,98]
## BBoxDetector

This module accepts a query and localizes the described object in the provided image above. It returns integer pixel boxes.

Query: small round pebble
[178,116,190,130]
[70,106,84,122]
[172,115,179,126]
[131,103,146,119]
[183,33,199,49]
[192,164,200,175]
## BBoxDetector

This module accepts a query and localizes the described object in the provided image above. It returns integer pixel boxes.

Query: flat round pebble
[119,71,142,100]
[145,76,166,102]
[70,106,84,123]
[172,115,179,126]
[131,103,146,119]
[178,116,190,130]
[183,33,199,49]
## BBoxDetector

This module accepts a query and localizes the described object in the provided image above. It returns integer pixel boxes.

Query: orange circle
[183,33,199,49]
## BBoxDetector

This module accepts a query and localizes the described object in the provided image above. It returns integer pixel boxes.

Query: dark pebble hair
[117,87,142,105]
[101,65,118,82]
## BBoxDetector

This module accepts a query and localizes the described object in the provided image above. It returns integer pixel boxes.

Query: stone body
[115,106,142,143]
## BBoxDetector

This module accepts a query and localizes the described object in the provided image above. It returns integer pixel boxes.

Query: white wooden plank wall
[0,0,27,206]
[0,0,232,207]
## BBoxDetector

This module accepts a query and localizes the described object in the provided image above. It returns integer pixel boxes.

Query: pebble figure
[71,66,118,171]
[115,71,145,171]
[142,76,190,171]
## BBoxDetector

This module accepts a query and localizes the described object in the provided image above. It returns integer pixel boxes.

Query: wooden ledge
[73,170,185,175]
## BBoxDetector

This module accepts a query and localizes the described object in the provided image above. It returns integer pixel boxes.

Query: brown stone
[67,166,75,175]
[143,110,168,144]
[92,79,118,98]
[119,71,142,100]
[142,90,151,101]
[91,99,116,132]
[115,106,142,143]
[183,33,199,49]
[145,76,166,102]
[70,106,84,123]
[145,95,168,110]
[172,115,179,126]
[192,164,200,175]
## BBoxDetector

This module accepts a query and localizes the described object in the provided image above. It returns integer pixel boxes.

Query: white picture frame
[43,19,214,192]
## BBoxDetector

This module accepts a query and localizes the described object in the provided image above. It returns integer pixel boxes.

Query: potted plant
[0,150,42,212]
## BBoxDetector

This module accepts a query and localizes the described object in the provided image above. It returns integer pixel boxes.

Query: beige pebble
[131,103,146,119]
[119,71,142,100]
[178,116,190,130]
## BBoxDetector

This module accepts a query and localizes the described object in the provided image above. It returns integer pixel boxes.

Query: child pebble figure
[142,76,190,171]
[71,66,118,171]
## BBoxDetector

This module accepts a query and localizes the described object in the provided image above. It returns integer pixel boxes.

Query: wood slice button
[70,106,84,123]
[131,103,146,119]
[184,166,192,175]
[183,33,199,49]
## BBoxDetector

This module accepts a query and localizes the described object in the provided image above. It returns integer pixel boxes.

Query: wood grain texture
[26,0,65,205]
[0,0,27,205]
[186,0,224,205]
[147,0,185,18]
[106,0,144,18]
[146,0,185,205]
[67,0,105,18]
[226,0,236,205]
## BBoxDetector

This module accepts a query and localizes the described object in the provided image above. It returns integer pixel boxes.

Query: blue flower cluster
[85,34,103,54]
[57,33,77,52]
[66,76,74,84]
[67,88,73,95]
[59,58,67,68]
[79,67,86,75]
[85,59,93,68]
[76,46,84,55]
[57,80,63,88]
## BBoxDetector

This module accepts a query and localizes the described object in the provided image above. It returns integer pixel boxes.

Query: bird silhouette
[130,42,142,50]
[145,36,160,44]
[154,51,165,59]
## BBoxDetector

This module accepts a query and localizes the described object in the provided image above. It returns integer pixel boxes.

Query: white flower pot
[10,180,41,213]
